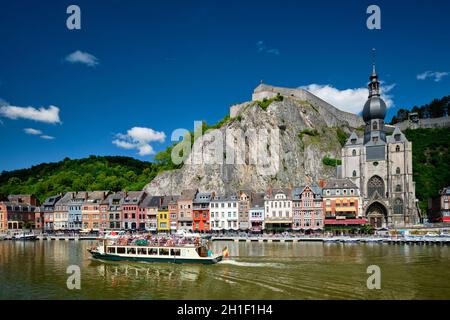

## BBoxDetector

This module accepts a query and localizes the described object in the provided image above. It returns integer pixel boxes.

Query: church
[340,60,421,228]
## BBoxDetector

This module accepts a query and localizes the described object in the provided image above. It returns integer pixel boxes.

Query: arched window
[368,176,385,198]
[396,145,400,152]
[352,149,356,156]
[394,198,403,215]
[395,184,402,192]
[396,167,401,174]
[373,121,378,130]
[352,170,357,177]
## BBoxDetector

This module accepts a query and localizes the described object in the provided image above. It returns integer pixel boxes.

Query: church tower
[341,50,420,229]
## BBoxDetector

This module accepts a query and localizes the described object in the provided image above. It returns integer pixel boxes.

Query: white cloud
[0,105,61,124]
[300,83,395,114]
[417,71,449,82]
[40,135,55,140]
[65,50,99,67]
[113,127,166,156]
[24,128,42,135]
[256,41,280,55]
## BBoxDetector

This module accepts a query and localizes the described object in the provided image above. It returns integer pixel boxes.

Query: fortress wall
[248,84,364,128]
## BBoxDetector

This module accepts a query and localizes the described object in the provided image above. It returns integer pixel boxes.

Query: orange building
[322,179,366,234]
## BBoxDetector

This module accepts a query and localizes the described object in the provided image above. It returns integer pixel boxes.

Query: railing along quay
[211,236,450,245]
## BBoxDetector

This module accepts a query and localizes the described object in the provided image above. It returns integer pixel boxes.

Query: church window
[395,134,401,142]
[352,170,357,177]
[373,122,378,130]
[351,138,357,144]
[352,149,356,156]
[368,176,384,198]
[396,145,400,152]
[395,184,402,192]
[396,167,401,174]
[372,137,379,143]
[394,198,403,215]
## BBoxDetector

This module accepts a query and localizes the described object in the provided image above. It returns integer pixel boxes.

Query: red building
[193,192,212,232]
[0,195,40,232]
[121,191,146,230]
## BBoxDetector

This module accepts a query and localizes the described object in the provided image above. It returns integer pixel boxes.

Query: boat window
[171,249,181,256]
[137,248,147,255]
[148,248,158,255]
[127,247,136,255]
[107,247,116,254]
[116,247,126,254]
[159,249,170,256]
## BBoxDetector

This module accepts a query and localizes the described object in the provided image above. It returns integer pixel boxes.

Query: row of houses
[0,179,369,234]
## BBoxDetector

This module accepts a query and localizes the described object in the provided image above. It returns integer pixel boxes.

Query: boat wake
[218,259,283,268]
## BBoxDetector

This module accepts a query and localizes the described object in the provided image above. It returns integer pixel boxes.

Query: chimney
[319,179,326,188]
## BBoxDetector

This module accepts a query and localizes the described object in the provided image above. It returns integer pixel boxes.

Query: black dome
[362,96,387,122]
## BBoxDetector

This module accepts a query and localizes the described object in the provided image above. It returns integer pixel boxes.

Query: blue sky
[0,0,449,171]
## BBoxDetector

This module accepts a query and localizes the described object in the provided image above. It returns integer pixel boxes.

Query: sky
[0,0,449,171]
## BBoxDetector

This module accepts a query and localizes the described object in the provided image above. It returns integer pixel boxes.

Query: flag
[222,246,229,258]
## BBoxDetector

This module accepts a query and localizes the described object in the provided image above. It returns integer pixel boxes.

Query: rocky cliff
[144,85,364,195]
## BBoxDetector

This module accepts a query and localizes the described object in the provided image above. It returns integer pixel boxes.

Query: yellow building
[157,210,169,232]
[157,196,170,232]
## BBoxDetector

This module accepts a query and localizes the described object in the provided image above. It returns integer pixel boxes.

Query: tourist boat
[11,233,38,241]
[88,239,224,265]
[0,234,7,241]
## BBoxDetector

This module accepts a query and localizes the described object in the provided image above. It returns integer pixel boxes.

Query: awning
[324,218,367,225]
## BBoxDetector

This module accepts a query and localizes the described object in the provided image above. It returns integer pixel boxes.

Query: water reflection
[1,241,450,299]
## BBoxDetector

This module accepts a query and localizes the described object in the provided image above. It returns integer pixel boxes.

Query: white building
[264,188,292,231]
[209,194,239,231]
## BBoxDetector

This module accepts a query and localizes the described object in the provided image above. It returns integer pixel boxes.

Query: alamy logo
[366,265,381,289]
[66,5,81,30]
[366,5,381,30]
[66,265,81,290]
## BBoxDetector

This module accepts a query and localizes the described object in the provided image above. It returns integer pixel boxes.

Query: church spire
[368,48,380,98]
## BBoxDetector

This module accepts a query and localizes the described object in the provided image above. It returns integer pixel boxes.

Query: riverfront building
[42,194,62,231]
[248,192,265,232]
[121,191,146,230]
[158,196,170,232]
[177,189,197,231]
[54,193,72,231]
[428,187,450,223]
[238,190,251,230]
[210,193,239,232]
[0,195,40,232]
[292,185,324,232]
[322,179,366,233]
[264,188,292,232]
[193,192,212,232]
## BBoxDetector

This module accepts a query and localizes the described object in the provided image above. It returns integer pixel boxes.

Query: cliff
[144,85,365,195]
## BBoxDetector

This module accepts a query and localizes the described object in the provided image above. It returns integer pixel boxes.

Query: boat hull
[88,249,223,265]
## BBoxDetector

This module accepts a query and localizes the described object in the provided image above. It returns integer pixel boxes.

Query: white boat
[12,233,37,241]
[0,234,7,241]
[88,239,224,265]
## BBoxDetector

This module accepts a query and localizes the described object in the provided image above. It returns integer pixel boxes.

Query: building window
[352,149,356,156]
[396,145,400,152]
[395,184,402,192]
[396,167,401,174]
[352,170,357,177]
[394,198,403,215]
[368,176,384,198]
[373,121,378,130]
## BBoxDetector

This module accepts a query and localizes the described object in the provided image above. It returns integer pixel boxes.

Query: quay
[211,236,450,245]
[37,235,98,241]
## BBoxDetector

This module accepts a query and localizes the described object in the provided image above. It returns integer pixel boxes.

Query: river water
[0,240,449,299]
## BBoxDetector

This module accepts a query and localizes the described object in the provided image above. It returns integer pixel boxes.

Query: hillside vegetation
[403,127,450,213]
[0,156,160,202]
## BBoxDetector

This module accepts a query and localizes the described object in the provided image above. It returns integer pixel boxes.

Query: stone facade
[340,66,420,228]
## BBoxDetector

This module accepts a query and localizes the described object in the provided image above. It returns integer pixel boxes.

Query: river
[0,240,449,299]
